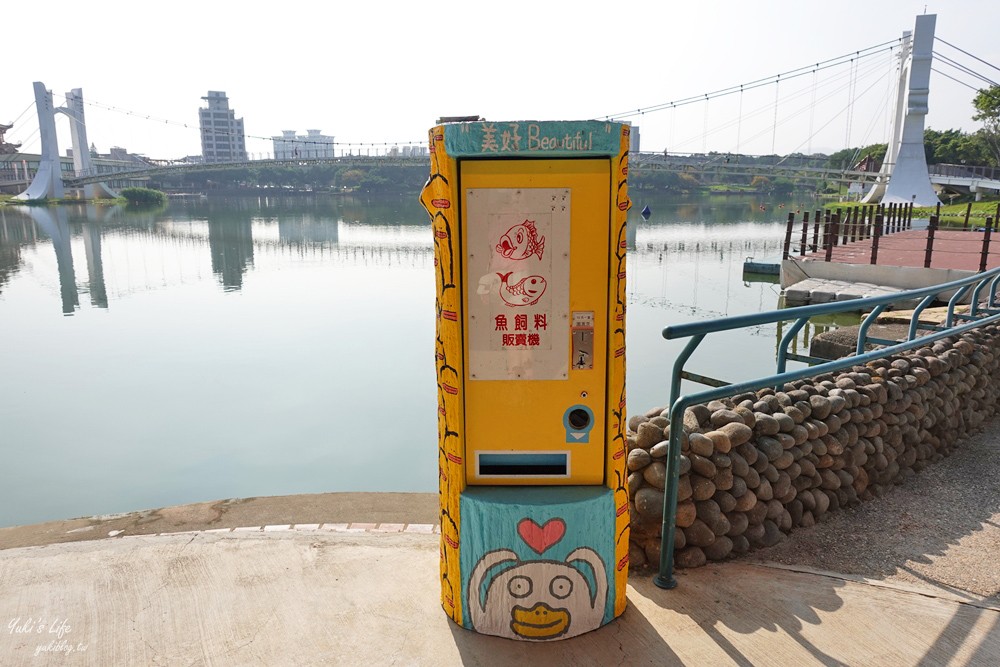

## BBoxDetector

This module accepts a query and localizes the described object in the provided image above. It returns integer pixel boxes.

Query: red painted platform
[798,228,1000,271]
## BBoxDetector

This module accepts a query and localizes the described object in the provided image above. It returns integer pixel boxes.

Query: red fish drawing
[497,272,547,307]
[495,220,545,261]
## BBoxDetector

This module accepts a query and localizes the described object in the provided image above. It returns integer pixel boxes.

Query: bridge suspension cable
[935,36,1000,74]
[666,49,890,155]
[933,50,999,88]
[75,97,425,156]
[933,68,985,92]
[600,37,902,121]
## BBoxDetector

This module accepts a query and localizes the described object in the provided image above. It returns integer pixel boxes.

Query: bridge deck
[800,228,1000,271]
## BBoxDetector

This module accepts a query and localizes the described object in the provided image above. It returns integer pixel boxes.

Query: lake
[0,193,821,527]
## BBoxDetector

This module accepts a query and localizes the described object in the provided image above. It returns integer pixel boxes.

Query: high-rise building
[199,91,247,163]
[271,129,335,160]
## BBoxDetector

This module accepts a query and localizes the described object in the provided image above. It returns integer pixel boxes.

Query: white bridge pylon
[862,14,940,207]
[15,82,118,201]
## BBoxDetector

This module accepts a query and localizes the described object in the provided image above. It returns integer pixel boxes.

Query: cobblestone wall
[626,325,1000,569]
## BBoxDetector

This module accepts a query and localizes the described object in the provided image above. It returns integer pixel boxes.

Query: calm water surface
[0,193,819,527]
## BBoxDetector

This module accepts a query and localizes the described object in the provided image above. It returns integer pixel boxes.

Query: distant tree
[676,172,701,193]
[771,178,795,197]
[120,187,166,206]
[826,144,887,170]
[923,128,989,165]
[973,85,1000,165]
[337,169,366,189]
[750,175,770,190]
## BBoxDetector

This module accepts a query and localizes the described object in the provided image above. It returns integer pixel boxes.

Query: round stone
[675,546,707,569]
[761,520,785,546]
[754,414,780,435]
[809,395,832,420]
[774,412,796,433]
[642,461,667,489]
[627,471,644,497]
[688,432,715,457]
[630,542,649,569]
[683,519,716,547]
[636,421,664,449]
[731,535,750,554]
[691,475,716,501]
[710,409,745,428]
[627,415,648,433]
[627,448,652,471]
[689,454,717,479]
[719,422,753,447]
[676,500,696,528]
[713,490,737,513]
[649,440,671,459]
[726,511,749,536]
[706,430,733,453]
[730,452,750,478]
[704,536,734,560]
[634,487,665,520]
[757,436,783,462]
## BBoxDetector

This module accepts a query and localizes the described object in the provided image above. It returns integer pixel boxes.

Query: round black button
[568,408,590,430]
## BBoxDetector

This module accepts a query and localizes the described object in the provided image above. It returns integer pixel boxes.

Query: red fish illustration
[495,220,545,260]
[497,272,547,307]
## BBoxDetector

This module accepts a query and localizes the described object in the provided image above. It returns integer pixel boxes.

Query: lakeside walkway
[1,531,997,665]
[799,228,1000,271]
[3,423,999,665]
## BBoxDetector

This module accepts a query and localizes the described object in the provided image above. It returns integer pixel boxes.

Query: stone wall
[626,324,1000,570]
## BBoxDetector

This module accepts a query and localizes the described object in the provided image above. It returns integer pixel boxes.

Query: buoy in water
[640,205,651,220]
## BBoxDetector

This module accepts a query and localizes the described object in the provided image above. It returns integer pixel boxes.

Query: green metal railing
[654,266,1000,589]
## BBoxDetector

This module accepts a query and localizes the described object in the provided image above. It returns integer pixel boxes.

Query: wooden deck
[799,228,1000,271]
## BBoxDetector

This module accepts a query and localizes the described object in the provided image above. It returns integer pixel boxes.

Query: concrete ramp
[783,277,916,307]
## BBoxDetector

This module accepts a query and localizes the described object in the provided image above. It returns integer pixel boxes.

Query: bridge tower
[15,82,118,201]
[862,14,939,207]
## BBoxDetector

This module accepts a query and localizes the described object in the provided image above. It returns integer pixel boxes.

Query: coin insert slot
[479,453,568,476]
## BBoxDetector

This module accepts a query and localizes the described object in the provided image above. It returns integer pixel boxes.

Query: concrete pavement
[1,528,997,666]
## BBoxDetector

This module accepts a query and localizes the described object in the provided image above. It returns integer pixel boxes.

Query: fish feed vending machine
[419,120,631,641]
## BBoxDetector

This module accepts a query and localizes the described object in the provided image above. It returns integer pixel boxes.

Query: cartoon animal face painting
[497,272,547,307]
[496,220,545,261]
[466,519,608,641]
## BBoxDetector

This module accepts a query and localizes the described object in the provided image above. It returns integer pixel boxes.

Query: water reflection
[82,218,108,308]
[0,195,434,314]
[0,193,824,527]
[27,206,80,314]
[208,218,254,291]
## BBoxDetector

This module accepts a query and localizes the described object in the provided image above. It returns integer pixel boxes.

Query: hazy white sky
[4,0,998,160]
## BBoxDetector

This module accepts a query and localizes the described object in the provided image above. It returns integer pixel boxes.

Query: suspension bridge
[3,13,999,201]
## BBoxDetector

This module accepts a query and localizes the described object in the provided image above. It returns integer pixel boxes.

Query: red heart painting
[517,518,566,555]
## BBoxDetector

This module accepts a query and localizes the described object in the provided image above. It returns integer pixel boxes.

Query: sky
[3,0,999,161]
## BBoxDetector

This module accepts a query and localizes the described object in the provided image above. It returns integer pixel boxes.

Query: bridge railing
[654,264,1000,589]
[62,153,433,186]
[930,163,1000,181]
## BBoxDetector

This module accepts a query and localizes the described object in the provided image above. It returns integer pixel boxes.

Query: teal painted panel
[444,121,623,157]
[459,486,616,640]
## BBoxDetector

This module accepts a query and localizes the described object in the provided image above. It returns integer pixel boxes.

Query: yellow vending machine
[420,120,630,640]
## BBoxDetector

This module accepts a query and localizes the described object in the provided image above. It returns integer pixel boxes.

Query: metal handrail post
[970,279,989,317]
[908,294,937,341]
[668,334,706,417]
[776,317,809,375]
[945,285,972,328]
[856,304,887,355]
[989,273,1000,309]
[656,334,706,590]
